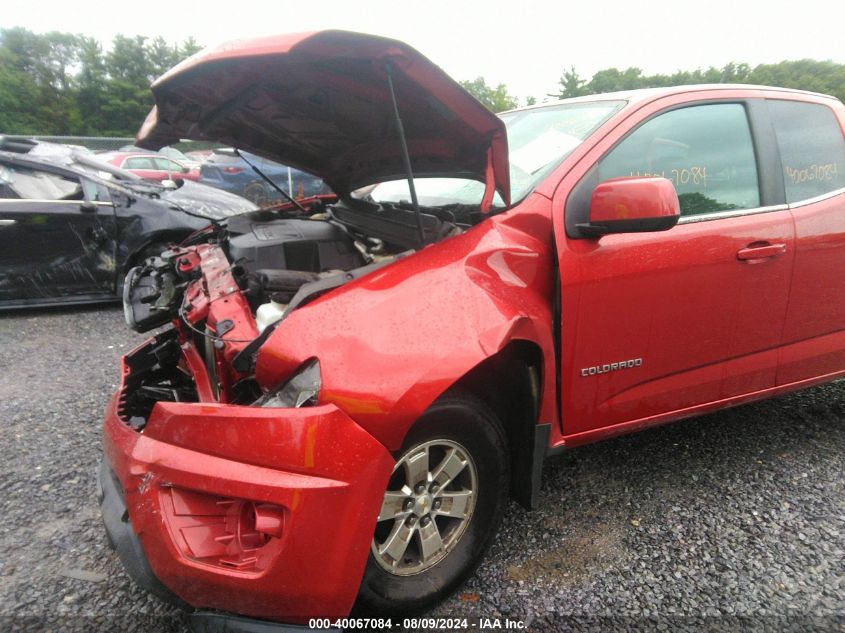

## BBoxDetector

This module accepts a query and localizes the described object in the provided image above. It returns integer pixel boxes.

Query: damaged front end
[102,235,396,623]
[100,28,532,628]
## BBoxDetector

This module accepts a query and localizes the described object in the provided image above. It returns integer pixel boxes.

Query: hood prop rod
[384,62,426,249]
[235,149,308,214]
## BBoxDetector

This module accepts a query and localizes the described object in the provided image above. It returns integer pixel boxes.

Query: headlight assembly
[256,359,321,408]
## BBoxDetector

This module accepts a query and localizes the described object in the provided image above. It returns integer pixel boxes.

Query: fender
[114,195,208,271]
[255,193,559,452]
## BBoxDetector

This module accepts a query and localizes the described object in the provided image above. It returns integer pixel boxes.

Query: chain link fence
[28,135,221,153]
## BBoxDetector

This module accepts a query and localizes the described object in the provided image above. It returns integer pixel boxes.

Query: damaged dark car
[0,138,258,309]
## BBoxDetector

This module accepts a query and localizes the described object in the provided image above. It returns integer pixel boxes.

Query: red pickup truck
[99,30,845,631]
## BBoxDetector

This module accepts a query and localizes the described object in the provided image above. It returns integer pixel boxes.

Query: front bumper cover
[101,372,394,624]
[99,460,339,633]
[97,459,186,607]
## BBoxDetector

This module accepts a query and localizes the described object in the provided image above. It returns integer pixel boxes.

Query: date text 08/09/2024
[307,618,528,630]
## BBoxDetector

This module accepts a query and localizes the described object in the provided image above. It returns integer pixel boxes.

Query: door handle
[0,219,15,227]
[736,242,787,262]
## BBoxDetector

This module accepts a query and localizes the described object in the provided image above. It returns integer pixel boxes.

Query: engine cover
[227,218,365,273]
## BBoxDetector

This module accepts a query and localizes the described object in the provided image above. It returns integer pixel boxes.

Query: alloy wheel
[372,439,478,575]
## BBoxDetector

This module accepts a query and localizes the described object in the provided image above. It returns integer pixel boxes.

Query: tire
[356,391,509,615]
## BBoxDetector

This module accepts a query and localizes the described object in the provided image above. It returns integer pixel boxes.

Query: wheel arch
[123,229,194,273]
[253,210,560,509]
[441,339,547,510]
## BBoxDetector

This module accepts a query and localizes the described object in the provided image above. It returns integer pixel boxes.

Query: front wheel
[356,392,509,615]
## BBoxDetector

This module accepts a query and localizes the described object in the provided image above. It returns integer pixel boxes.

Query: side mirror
[181,166,190,174]
[79,201,98,213]
[578,176,680,237]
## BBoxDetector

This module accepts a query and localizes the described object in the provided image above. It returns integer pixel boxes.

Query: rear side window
[154,157,181,171]
[125,157,156,170]
[598,103,760,216]
[767,100,845,203]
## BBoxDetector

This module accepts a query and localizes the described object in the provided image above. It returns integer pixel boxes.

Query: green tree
[75,36,107,134]
[586,67,645,94]
[459,76,519,112]
[106,35,153,84]
[749,59,845,100]
[148,36,181,81]
[0,46,41,133]
[4,28,845,137]
[0,28,81,133]
[551,60,845,103]
[0,28,206,136]
[552,66,587,99]
[180,37,202,58]
[101,35,166,135]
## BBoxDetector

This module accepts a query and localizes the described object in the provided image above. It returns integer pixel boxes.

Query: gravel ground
[0,304,843,632]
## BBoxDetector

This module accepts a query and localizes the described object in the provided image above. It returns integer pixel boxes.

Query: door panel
[779,193,845,383]
[557,99,795,436]
[0,200,117,301]
[0,165,117,302]
[561,212,794,435]
[767,99,845,385]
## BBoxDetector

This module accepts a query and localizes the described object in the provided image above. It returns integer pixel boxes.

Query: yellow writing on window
[629,166,706,187]
[785,163,838,185]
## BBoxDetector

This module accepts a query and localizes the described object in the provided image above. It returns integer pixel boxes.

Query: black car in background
[0,139,257,309]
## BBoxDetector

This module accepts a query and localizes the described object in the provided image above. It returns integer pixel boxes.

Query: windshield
[370,100,625,208]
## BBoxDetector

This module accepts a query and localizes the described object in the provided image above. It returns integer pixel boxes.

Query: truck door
[557,100,794,438]
[768,99,845,385]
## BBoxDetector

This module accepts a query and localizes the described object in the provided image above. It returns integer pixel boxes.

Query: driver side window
[598,103,761,216]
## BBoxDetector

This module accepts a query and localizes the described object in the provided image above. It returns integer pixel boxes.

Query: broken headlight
[256,359,321,408]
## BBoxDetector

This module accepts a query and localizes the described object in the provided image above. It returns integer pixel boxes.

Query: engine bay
[126,196,485,330]
[120,195,488,417]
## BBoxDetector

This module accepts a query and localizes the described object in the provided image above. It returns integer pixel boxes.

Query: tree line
[0,28,201,136]
[2,27,844,136]
[550,61,845,103]
[463,59,845,112]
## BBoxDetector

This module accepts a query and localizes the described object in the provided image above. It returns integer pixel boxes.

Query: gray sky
[6,0,844,101]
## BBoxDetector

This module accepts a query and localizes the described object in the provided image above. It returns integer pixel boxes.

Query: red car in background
[99,151,200,181]
[99,30,845,632]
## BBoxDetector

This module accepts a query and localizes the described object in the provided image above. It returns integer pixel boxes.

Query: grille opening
[118,330,199,429]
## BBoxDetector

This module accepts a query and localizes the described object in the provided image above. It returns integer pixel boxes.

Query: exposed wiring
[178,303,256,344]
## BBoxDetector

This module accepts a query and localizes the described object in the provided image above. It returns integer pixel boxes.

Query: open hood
[136,30,510,204]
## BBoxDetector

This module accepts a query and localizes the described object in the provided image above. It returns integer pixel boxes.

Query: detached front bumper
[100,360,394,624]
